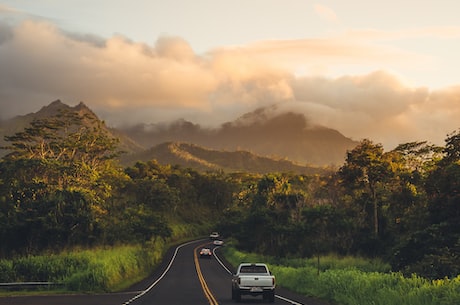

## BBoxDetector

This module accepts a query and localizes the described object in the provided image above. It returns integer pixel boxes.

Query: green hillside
[121,141,330,175]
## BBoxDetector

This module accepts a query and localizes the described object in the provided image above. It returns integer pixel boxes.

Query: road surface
[0,239,330,305]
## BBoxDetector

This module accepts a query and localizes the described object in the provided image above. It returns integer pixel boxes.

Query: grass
[0,220,212,295]
[221,246,460,305]
[0,240,167,293]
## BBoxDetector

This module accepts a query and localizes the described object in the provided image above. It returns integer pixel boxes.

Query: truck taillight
[238,278,241,285]
[272,278,275,285]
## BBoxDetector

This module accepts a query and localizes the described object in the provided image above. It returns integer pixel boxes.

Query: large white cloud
[1,20,460,150]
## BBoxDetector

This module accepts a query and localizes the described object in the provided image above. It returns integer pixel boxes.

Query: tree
[339,139,391,237]
[384,142,440,241]
[0,109,121,254]
[392,141,442,178]
[425,130,460,226]
[390,133,460,278]
[2,110,120,195]
[442,129,460,164]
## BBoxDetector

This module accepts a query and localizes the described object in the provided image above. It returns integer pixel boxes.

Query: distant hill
[0,100,144,157]
[120,141,329,175]
[1,101,357,172]
[120,105,359,166]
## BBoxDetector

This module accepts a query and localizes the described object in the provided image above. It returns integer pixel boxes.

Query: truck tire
[234,290,241,302]
[268,290,275,303]
[263,291,275,303]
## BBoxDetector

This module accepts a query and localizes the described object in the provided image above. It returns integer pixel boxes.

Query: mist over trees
[0,109,459,280]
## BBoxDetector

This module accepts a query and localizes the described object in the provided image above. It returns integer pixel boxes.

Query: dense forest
[0,109,459,280]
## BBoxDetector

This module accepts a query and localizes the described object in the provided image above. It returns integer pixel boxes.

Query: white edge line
[122,239,205,305]
[275,294,304,305]
[212,246,233,275]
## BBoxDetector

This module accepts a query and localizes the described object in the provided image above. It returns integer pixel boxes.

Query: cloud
[155,36,196,61]
[314,4,339,23]
[0,20,296,125]
[0,4,18,14]
[343,26,460,41]
[1,20,460,150]
[0,21,14,44]
[0,21,219,119]
[236,35,435,80]
[289,72,428,147]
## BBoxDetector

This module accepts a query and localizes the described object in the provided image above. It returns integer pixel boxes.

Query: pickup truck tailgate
[239,275,274,287]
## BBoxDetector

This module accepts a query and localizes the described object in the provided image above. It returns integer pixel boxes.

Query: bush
[0,260,14,282]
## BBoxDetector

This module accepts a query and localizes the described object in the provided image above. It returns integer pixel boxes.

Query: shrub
[0,260,14,282]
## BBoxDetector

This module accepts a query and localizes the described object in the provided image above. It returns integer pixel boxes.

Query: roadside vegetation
[217,137,460,281]
[0,242,165,292]
[222,246,460,305]
[0,110,229,293]
[1,109,460,302]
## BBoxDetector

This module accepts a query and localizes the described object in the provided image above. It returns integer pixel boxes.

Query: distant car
[213,240,224,246]
[209,232,220,239]
[200,248,212,258]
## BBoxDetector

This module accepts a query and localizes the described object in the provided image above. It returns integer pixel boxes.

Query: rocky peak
[36,99,69,116]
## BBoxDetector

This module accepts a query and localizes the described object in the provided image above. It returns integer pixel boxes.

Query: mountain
[120,105,358,166]
[0,100,144,157]
[1,101,357,172]
[120,142,328,175]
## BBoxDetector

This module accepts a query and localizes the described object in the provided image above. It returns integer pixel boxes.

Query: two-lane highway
[0,239,330,305]
[128,239,327,305]
[128,240,213,305]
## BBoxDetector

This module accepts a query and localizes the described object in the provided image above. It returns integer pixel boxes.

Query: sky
[1,0,460,150]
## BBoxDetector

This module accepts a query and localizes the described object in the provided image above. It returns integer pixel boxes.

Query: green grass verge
[221,246,460,305]
[0,220,214,295]
[0,240,166,293]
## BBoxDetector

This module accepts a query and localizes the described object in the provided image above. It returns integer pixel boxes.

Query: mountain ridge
[120,141,329,175]
[120,106,358,166]
[1,101,358,172]
[0,100,144,157]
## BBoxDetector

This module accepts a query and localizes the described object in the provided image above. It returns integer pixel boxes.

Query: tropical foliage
[0,110,231,257]
[222,246,460,305]
[1,107,460,296]
[218,135,460,279]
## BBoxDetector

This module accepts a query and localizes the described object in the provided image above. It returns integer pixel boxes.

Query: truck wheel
[268,291,275,303]
[234,290,241,303]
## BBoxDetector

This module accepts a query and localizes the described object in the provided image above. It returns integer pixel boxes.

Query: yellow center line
[194,243,219,305]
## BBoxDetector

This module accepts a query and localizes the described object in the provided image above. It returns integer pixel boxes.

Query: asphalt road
[0,239,331,305]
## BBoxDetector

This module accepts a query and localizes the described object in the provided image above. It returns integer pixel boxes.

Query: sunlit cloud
[0,4,18,13]
[226,37,434,85]
[1,19,460,150]
[342,26,460,41]
[314,4,339,23]
[0,3,55,25]
[0,21,218,116]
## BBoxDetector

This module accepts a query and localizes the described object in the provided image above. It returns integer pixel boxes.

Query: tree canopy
[1,111,460,280]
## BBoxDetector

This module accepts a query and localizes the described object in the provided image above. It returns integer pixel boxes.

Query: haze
[1,1,460,150]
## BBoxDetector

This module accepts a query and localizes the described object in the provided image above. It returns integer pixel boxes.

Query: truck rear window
[240,265,268,274]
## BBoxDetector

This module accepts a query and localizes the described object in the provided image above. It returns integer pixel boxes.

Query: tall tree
[2,109,120,194]
[391,132,460,278]
[339,139,391,236]
[0,109,121,253]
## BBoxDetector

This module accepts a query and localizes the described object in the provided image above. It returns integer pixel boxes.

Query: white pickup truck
[231,263,276,303]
